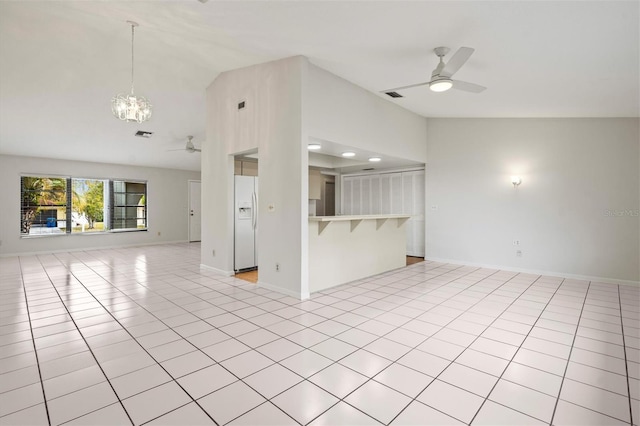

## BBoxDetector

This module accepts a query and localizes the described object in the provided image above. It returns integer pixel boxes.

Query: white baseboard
[425,257,640,287]
[199,264,234,277]
[0,240,188,258]
[257,280,309,300]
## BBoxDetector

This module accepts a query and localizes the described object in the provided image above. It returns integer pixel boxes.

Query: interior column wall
[203,56,307,297]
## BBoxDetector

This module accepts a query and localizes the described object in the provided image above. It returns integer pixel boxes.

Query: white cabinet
[342,169,425,256]
[309,170,322,200]
[402,171,426,257]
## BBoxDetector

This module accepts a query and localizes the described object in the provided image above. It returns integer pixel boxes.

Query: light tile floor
[1,243,639,425]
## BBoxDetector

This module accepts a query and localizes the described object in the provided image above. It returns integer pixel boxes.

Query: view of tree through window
[72,179,105,233]
[20,177,67,235]
[20,176,147,236]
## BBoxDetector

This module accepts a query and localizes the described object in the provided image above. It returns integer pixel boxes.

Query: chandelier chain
[130,23,135,94]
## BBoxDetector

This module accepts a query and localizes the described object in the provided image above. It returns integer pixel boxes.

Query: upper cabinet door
[309,171,322,200]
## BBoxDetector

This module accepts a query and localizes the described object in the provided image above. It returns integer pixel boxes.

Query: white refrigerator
[234,175,258,271]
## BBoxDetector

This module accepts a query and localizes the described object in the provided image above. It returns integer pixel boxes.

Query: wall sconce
[511,176,522,187]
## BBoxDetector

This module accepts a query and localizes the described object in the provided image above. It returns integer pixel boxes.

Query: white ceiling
[1,1,638,172]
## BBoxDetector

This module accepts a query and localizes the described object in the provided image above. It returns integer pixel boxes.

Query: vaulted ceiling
[1,1,638,171]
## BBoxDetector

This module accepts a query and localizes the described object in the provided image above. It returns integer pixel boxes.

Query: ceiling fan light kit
[111,21,152,123]
[429,78,453,92]
[383,46,486,96]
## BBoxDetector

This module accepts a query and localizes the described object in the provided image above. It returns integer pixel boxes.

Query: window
[72,179,106,233]
[21,176,147,236]
[110,180,147,231]
[21,177,68,235]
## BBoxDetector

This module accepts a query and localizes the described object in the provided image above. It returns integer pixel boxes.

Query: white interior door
[188,180,201,242]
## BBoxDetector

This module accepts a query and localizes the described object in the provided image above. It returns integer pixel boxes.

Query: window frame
[109,179,148,232]
[20,174,148,238]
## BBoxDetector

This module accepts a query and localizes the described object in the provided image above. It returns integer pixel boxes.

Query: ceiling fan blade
[166,148,186,151]
[193,148,202,152]
[452,80,486,93]
[381,81,430,93]
[441,47,475,77]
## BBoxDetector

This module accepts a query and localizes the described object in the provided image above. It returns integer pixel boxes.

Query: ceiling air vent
[135,130,153,138]
[238,101,246,110]
[385,91,403,98]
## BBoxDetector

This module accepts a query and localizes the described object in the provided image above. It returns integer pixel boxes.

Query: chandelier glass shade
[111,21,152,123]
[111,93,152,123]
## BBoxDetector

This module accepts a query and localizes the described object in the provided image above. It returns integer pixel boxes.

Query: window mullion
[66,178,72,233]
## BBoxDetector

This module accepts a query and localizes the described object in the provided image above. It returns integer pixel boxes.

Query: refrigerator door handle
[251,191,257,230]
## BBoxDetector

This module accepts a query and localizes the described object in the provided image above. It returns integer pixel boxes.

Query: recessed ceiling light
[308,144,321,150]
[342,152,356,157]
[369,157,381,162]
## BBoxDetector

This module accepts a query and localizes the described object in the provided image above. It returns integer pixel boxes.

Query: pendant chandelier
[111,21,152,123]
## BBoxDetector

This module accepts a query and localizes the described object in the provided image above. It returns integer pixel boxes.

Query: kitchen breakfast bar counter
[308,214,411,293]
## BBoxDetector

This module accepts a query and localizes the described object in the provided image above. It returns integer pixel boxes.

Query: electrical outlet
[513,240,520,246]
[157,231,161,236]
[212,250,215,256]
[516,250,522,257]
[275,263,280,272]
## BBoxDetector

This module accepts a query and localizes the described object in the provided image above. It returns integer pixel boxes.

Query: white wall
[203,56,307,297]
[306,63,427,163]
[425,118,640,283]
[0,154,200,255]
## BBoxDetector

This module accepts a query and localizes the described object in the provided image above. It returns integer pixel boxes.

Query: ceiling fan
[383,46,486,96]
[168,136,201,153]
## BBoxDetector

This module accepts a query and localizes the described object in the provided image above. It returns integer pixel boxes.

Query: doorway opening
[234,155,258,283]
[406,256,425,266]
[235,269,258,283]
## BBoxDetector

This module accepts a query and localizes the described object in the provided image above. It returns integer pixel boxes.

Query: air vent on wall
[385,92,403,98]
[135,130,153,138]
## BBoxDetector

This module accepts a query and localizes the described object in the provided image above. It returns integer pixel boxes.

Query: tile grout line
[389,272,549,425]
[157,261,479,425]
[63,247,345,426]
[50,251,225,426]
[617,284,634,426]
[21,256,616,422]
[210,263,480,425]
[295,268,533,424]
[15,256,51,424]
[548,280,591,425]
[8,246,636,426]
[58,250,313,425]
[299,265,493,425]
[466,276,572,425]
[35,254,136,426]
